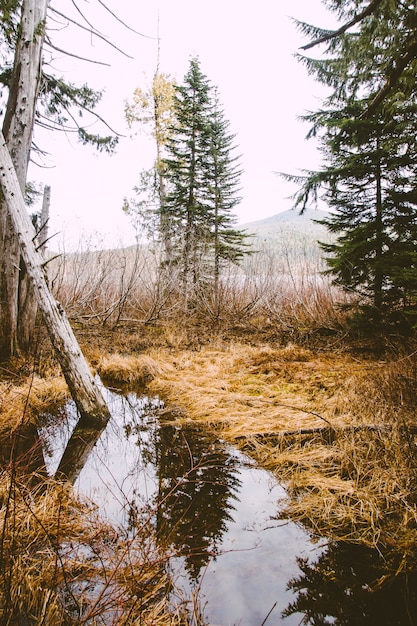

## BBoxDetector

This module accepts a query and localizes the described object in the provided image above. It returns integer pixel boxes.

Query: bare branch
[48,6,133,58]
[45,39,111,66]
[300,0,384,50]
[96,0,156,39]
[70,0,97,32]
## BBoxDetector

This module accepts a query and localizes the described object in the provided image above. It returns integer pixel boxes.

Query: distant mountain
[241,208,330,236]
[239,208,334,263]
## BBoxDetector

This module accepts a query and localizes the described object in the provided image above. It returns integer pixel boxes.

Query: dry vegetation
[2,243,417,622]
[95,340,417,558]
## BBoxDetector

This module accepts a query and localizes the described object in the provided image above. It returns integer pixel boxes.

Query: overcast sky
[28,0,335,250]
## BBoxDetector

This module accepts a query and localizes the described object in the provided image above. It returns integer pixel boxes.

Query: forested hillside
[241,207,333,262]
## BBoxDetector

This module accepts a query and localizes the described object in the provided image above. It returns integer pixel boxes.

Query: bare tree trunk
[39,185,51,249]
[18,185,51,352]
[0,0,49,358]
[0,134,110,426]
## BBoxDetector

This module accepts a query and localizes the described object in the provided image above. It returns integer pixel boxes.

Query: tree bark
[17,185,51,352]
[39,184,51,249]
[0,134,110,426]
[0,0,49,358]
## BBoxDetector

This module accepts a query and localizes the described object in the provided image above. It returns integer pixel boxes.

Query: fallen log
[0,134,110,426]
[235,423,417,442]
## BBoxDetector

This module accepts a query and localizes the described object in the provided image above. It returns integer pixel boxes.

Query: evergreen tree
[288,1,417,324]
[202,89,250,310]
[163,58,250,301]
[299,102,417,311]
[163,57,213,292]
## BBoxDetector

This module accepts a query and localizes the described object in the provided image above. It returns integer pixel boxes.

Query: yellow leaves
[125,72,176,146]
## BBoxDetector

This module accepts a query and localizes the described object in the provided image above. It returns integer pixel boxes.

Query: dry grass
[0,471,192,625]
[95,351,175,388]
[0,375,69,433]
[111,340,417,559]
[4,329,417,571]
[0,356,203,625]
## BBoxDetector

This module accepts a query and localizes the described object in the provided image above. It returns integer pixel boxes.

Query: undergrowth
[2,250,417,620]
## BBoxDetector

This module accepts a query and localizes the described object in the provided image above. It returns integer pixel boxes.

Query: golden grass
[96,351,175,387]
[0,472,196,625]
[0,375,69,432]
[0,356,202,624]
[2,330,417,611]
[122,340,417,557]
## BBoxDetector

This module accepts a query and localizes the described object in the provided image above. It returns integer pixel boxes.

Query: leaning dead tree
[0,0,111,423]
[0,133,110,425]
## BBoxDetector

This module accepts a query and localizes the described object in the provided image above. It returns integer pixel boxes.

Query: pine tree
[163,57,213,293]
[202,89,250,312]
[163,58,250,302]
[288,1,417,325]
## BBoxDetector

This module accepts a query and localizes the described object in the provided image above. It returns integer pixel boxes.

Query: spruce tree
[163,57,213,292]
[202,89,250,311]
[288,1,417,324]
[163,58,250,302]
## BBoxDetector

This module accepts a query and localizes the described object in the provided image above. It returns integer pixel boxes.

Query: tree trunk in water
[0,0,49,358]
[0,134,110,426]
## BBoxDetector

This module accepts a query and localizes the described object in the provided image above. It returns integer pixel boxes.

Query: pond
[39,386,417,625]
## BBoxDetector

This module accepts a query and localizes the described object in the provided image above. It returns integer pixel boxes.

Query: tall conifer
[163,58,250,299]
[289,1,417,324]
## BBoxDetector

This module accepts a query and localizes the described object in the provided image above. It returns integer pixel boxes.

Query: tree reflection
[54,416,108,484]
[122,405,243,581]
[283,540,417,625]
[154,424,242,579]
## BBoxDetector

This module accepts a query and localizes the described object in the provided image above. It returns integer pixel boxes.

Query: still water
[39,387,417,625]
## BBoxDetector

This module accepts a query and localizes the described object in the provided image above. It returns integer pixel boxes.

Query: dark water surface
[39,386,417,625]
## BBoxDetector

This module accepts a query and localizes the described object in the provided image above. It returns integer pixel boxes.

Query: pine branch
[300,0,384,50]
[361,38,417,118]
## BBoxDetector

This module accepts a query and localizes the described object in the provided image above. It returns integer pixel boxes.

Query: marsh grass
[101,342,417,563]
[0,468,192,625]
[3,237,417,617]
[0,364,204,625]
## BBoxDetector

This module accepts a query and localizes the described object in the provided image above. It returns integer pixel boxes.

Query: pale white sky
[28,0,335,250]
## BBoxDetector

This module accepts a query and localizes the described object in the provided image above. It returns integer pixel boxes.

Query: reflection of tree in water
[155,424,241,580]
[283,540,417,625]
[120,394,164,468]
[120,402,242,581]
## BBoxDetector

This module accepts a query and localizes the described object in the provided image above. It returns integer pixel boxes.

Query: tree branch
[361,38,417,117]
[48,6,133,58]
[45,39,111,66]
[300,0,384,50]
[96,0,156,39]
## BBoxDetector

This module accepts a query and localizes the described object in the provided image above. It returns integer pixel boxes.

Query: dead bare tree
[0,133,110,425]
